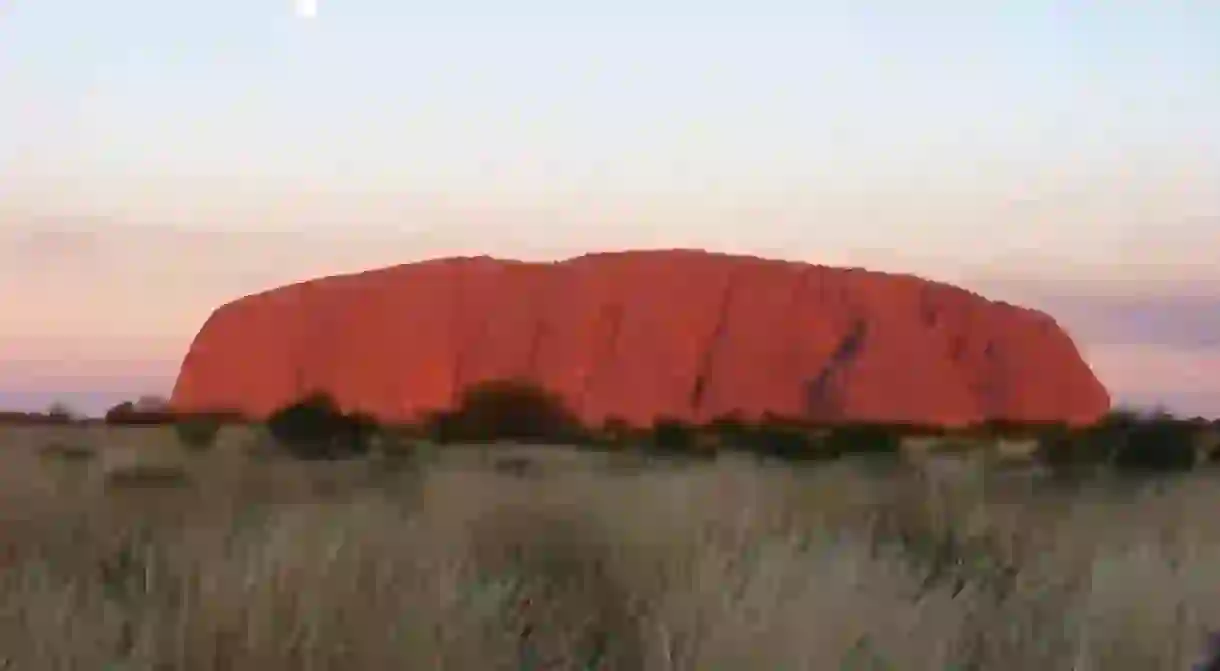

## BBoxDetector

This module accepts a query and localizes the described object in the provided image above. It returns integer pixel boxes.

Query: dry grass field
[2,423,1220,669]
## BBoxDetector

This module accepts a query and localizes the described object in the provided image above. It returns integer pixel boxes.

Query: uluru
[169,249,1110,428]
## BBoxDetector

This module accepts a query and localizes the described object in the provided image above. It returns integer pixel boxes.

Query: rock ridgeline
[170,249,1110,427]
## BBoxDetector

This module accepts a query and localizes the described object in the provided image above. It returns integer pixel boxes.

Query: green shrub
[755,424,821,461]
[445,379,585,444]
[266,392,374,460]
[174,415,222,452]
[899,422,950,438]
[376,427,419,459]
[822,423,902,457]
[649,417,697,454]
[343,411,381,454]
[1111,413,1198,474]
[596,416,635,447]
[104,401,136,424]
[1034,410,1201,476]
[707,414,750,448]
[45,401,75,422]
[1033,423,1113,476]
[105,399,176,426]
[974,419,1038,441]
[267,393,341,446]
[421,410,460,445]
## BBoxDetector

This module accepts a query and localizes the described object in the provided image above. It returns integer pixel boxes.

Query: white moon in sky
[295,0,317,19]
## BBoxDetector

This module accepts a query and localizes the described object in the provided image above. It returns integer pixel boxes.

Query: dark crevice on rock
[689,268,740,415]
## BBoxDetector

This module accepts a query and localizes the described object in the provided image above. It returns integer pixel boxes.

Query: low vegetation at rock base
[2,382,1219,669]
[81,382,1220,475]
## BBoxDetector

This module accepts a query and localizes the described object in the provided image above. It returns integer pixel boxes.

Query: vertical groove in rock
[289,289,309,401]
[781,265,817,404]
[524,266,552,381]
[298,283,321,398]
[689,265,740,417]
[809,317,868,412]
[448,263,467,407]
[578,300,624,420]
[449,260,497,403]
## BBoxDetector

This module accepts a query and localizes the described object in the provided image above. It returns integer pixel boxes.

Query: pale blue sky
[4,2,1218,225]
[1,1,1219,415]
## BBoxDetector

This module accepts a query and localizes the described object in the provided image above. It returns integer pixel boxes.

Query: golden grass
[2,424,1220,669]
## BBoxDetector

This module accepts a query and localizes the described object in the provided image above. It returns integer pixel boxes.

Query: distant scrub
[45,402,77,423]
[174,415,224,452]
[648,417,700,455]
[104,401,176,426]
[98,399,232,452]
[266,392,378,460]
[250,383,1216,477]
[1110,412,1200,473]
[1032,424,1105,477]
[592,416,636,448]
[751,422,821,461]
[0,406,82,426]
[0,411,68,426]
[821,423,904,457]
[707,414,751,445]
[427,379,586,445]
[1034,408,1209,476]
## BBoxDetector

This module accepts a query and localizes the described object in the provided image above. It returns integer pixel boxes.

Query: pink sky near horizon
[3,222,1219,418]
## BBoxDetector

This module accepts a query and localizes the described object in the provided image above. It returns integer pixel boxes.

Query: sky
[1,1,1218,417]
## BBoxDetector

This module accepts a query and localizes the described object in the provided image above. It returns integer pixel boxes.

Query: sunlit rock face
[171,249,1110,427]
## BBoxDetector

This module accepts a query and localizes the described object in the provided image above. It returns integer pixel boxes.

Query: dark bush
[1033,423,1111,477]
[267,393,341,445]
[578,416,641,451]
[822,423,902,457]
[649,417,697,454]
[104,400,177,426]
[376,426,422,462]
[266,392,374,460]
[421,410,460,445]
[751,422,822,461]
[1111,413,1198,473]
[707,414,750,447]
[975,419,1048,441]
[174,415,223,451]
[900,422,950,438]
[1035,410,1201,476]
[1200,424,1220,463]
[337,411,379,455]
[0,411,89,425]
[993,420,1068,441]
[445,379,585,444]
[598,416,634,446]
[104,401,137,424]
[45,402,76,424]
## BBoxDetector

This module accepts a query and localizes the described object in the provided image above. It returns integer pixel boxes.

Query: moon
[295,0,317,19]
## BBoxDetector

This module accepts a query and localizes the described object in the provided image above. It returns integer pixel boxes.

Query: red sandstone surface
[170,250,1110,427]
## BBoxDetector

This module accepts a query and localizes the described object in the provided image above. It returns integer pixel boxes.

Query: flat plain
[2,422,1220,670]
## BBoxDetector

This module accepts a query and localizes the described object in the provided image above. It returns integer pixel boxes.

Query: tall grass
[2,425,1220,669]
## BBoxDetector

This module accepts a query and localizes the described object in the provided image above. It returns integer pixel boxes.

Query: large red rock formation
[170,250,1110,427]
